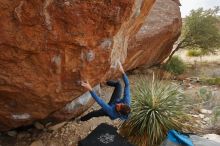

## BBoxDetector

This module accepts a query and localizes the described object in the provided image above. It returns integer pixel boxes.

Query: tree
[167,7,220,62]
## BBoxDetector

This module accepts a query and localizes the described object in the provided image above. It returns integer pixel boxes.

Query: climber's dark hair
[119,104,131,115]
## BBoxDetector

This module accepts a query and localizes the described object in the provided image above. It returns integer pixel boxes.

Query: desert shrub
[120,76,193,146]
[187,49,204,57]
[198,87,212,101]
[191,87,214,110]
[201,77,220,85]
[163,56,186,75]
[212,106,220,126]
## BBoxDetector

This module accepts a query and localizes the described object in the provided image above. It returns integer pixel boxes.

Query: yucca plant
[120,75,194,146]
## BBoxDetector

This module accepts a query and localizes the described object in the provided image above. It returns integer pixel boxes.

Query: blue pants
[80,81,122,121]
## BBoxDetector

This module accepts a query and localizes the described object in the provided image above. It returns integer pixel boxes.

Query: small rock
[30,140,44,146]
[17,132,30,139]
[34,122,44,130]
[78,135,82,140]
[199,114,205,119]
[192,115,199,118]
[186,77,200,83]
[201,120,207,124]
[194,124,199,127]
[187,83,194,89]
[7,130,17,137]
[199,109,212,114]
[48,122,67,131]
[77,122,81,125]
[90,126,95,131]
[45,122,52,127]
[201,124,206,129]
[204,117,210,122]
[203,134,220,143]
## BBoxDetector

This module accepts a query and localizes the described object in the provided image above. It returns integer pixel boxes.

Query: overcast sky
[180,0,220,17]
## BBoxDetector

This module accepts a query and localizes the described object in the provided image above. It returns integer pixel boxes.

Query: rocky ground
[0,83,127,146]
[0,51,220,146]
[0,74,219,146]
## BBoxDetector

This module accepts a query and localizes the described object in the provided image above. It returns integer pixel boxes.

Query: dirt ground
[0,83,129,146]
[176,50,220,64]
[176,50,220,77]
[0,51,220,146]
[0,75,219,146]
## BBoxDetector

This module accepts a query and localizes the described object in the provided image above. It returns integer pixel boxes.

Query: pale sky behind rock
[180,0,220,17]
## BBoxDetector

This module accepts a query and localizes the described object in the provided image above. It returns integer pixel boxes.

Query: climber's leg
[80,109,108,121]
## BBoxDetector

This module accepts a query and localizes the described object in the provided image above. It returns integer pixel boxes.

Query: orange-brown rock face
[52,0,182,121]
[0,0,157,131]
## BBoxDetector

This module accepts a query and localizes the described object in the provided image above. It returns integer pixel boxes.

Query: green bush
[212,106,220,125]
[120,77,193,146]
[198,87,212,101]
[163,56,186,75]
[201,77,220,85]
[187,49,203,57]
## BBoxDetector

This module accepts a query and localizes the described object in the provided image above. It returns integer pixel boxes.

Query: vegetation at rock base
[120,76,194,146]
[201,77,220,85]
[212,106,220,126]
[187,49,204,57]
[163,56,186,75]
[167,7,220,61]
[197,87,213,102]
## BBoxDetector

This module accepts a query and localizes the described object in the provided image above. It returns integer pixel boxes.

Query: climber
[80,61,131,121]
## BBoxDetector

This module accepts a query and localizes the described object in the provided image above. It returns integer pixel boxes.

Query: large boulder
[52,0,182,121]
[0,0,181,131]
[125,0,181,70]
[0,0,155,131]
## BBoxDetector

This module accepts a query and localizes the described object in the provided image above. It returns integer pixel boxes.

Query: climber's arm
[118,61,131,105]
[81,81,112,113]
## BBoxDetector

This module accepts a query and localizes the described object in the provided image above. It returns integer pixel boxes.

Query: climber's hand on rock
[81,81,92,91]
[118,61,125,74]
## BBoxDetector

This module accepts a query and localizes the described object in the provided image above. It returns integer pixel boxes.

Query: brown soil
[0,84,124,146]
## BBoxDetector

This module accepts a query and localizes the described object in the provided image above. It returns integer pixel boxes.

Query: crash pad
[78,123,134,146]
